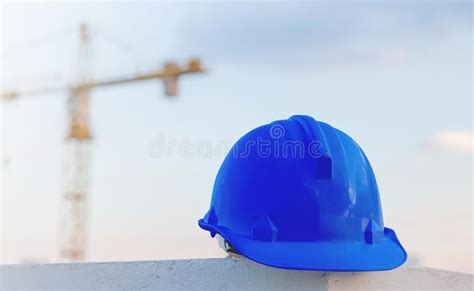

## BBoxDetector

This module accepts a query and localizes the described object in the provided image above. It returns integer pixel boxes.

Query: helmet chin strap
[216,234,242,257]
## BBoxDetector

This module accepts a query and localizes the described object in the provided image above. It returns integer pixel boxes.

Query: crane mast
[61,23,92,261]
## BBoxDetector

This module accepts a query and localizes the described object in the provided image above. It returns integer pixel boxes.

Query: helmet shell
[199,115,406,271]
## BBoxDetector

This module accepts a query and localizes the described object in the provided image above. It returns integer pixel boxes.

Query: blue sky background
[1,2,472,273]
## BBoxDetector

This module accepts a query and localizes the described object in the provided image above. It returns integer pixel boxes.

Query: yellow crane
[2,23,205,262]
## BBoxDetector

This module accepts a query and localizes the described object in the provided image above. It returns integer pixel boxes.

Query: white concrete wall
[1,258,472,290]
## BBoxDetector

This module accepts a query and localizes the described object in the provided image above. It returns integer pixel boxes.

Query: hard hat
[198,115,407,271]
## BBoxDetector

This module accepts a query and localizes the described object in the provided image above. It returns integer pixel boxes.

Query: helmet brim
[199,220,407,272]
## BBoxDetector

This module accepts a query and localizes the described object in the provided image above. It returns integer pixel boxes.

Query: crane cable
[3,23,156,71]
[92,26,149,73]
[2,24,77,57]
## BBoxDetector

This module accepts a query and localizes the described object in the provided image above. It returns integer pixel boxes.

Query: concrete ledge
[1,258,472,290]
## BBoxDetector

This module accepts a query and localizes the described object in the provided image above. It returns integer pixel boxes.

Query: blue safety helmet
[198,115,407,271]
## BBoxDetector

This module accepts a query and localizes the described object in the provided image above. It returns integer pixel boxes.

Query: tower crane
[1,23,205,261]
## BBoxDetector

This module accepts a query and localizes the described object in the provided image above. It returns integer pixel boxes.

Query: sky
[1,2,473,273]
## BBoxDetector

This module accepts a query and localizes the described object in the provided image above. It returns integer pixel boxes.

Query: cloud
[176,2,472,67]
[429,130,474,154]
